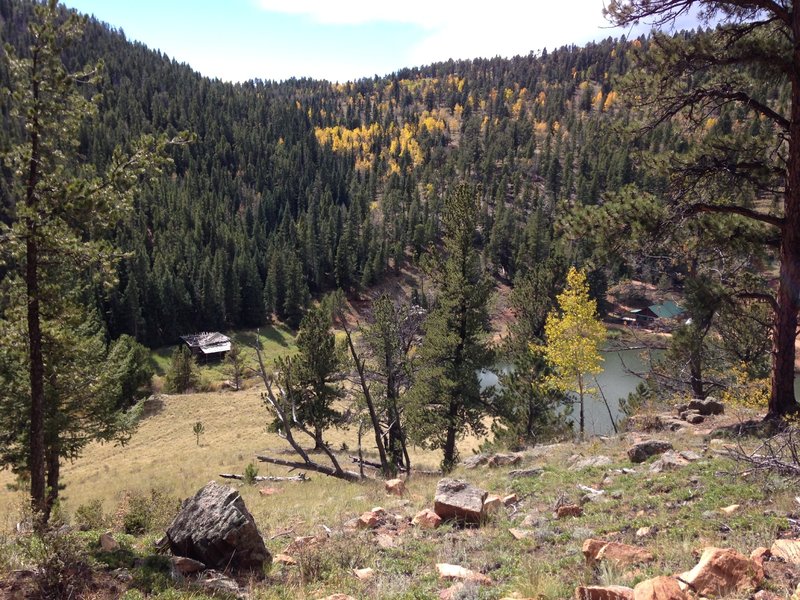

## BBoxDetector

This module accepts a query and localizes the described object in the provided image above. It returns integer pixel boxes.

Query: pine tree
[405,185,493,472]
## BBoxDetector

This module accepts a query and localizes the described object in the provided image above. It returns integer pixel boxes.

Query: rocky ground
[2,402,800,599]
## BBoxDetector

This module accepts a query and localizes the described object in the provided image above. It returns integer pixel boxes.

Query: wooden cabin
[180,332,231,362]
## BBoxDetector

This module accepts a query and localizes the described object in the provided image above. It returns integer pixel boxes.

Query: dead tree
[253,337,360,482]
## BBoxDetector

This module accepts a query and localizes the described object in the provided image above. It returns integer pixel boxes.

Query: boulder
[483,494,503,513]
[385,478,406,496]
[679,411,705,424]
[99,532,119,552]
[678,547,764,596]
[508,528,535,540]
[170,556,206,576]
[750,546,771,567]
[509,468,544,479]
[719,504,740,515]
[632,576,687,600]
[570,455,613,470]
[628,440,673,463]
[575,585,634,600]
[487,453,522,468]
[436,563,492,585]
[502,493,519,506]
[412,508,442,529]
[433,479,487,524]
[583,539,654,566]
[193,570,244,598]
[556,504,583,518]
[166,481,270,571]
[462,454,489,469]
[771,539,800,564]
[687,397,724,415]
[649,451,689,473]
[357,507,386,529]
[353,567,375,580]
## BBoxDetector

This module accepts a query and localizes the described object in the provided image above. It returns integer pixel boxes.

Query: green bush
[119,489,179,535]
[243,462,259,485]
[74,499,106,530]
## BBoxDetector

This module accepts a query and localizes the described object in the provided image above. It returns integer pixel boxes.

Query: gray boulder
[687,397,724,416]
[627,440,673,463]
[166,481,270,571]
[433,479,487,524]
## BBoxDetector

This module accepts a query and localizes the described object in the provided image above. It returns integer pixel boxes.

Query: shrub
[74,499,106,530]
[19,532,90,599]
[116,489,179,535]
[243,462,259,485]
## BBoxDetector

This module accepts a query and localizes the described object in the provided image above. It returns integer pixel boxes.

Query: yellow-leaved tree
[540,267,605,437]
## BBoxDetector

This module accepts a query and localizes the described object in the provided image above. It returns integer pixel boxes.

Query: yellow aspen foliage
[704,116,718,130]
[579,81,589,91]
[504,87,514,103]
[534,121,549,136]
[593,90,604,111]
[537,91,547,105]
[538,267,605,436]
[454,103,464,119]
[603,90,618,111]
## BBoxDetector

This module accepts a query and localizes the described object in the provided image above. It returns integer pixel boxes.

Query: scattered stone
[649,451,689,473]
[753,591,784,600]
[436,563,492,585]
[720,504,740,515]
[99,532,119,552]
[680,411,705,424]
[166,481,270,572]
[385,478,406,496]
[750,547,771,567]
[575,585,634,600]
[632,576,687,600]
[556,504,583,518]
[412,508,442,529]
[353,567,375,580]
[375,533,397,549]
[509,468,543,479]
[503,493,519,506]
[521,513,543,527]
[628,440,673,463]
[170,556,206,575]
[636,526,653,538]
[484,494,503,513]
[462,454,489,469]
[112,568,133,582]
[679,450,702,462]
[433,479,487,524]
[319,595,357,600]
[771,539,800,564]
[678,547,764,596]
[258,487,280,496]
[570,456,613,471]
[194,570,244,598]
[488,453,522,467]
[687,397,724,416]
[583,539,655,566]
[274,553,297,565]
[508,528,535,540]
[358,507,385,529]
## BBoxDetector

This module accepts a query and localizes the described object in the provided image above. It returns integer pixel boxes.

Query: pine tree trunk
[45,447,60,522]
[769,17,800,419]
[313,425,324,451]
[442,400,459,473]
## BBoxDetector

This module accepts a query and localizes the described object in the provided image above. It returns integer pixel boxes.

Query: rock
[488,453,522,467]
[385,478,406,496]
[680,411,705,424]
[353,567,375,580]
[679,450,702,461]
[570,456,613,470]
[632,576,687,600]
[688,397,725,415]
[636,526,653,538]
[508,468,543,479]
[750,547,771,567]
[439,582,466,600]
[678,547,764,596]
[112,568,133,582]
[503,493,519,506]
[462,454,490,468]
[358,507,385,529]
[649,451,688,473]
[753,591,785,600]
[771,539,800,564]
[484,494,503,513]
[436,563,492,585]
[166,481,270,571]
[412,508,442,529]
[274,553,297,565]
[99,532,119,552]
[508,528,535,540]
[583,539,654,566]
[170,556,206,575]
[720,504,740,515]
[628,440,673,463]
[258,487,280,496]
[194,570,244,598]
[285,535,323,553]
[319,595,357,600]
[556,504,583,518]
[433,479,487,524]
[575,585,635,600]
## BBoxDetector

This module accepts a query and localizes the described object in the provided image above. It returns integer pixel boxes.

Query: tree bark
[255,455,360,482]
[45,447,59,522]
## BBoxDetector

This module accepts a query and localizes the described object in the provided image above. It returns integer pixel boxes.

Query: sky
[60,0,689,84]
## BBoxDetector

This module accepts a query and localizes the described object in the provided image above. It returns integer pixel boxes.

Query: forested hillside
[0,0,672,346]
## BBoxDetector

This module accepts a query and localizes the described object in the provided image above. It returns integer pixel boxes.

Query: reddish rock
[582,539,654,566]
[575,585,634,600]
[556,504,583,518]
[357,507,385,529]
[99,532,119,552]
[258,487,280,496]
[274,553,297,565]
[508,528,535,540]
[771,539,800,564]
[433,479,487,524]
[753,591,785,600]
[503,493,519,506]
[750,546,771,567]
[484,494,503,513]
[632,576,686,600]
[412,509,442,529]
[678,547,764,596]
[170,556,206,575]
[436,563,492,585]
[385,478,406,496]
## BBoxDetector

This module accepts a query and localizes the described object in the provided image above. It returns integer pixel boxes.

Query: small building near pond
[180,332,231,361]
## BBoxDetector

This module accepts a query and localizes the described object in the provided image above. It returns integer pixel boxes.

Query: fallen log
[255,455,361,482]
[218,472,310,482]
[347,456,441,476]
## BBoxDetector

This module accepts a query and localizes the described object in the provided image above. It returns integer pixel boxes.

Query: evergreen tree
[405,185,493,472]
[164,346,199,394]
